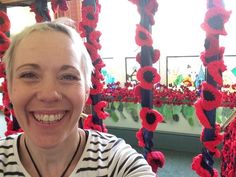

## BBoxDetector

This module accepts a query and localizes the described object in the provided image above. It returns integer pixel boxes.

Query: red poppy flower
[94,101,109,120]
[200,46,224,66]
[136,128,145,147]
[201,7,231,35]
[0,31,10,53]
[200,81,222,111]
[90,77,104,95]
[0,11,10,33]
[81,6,99,29]
[140,107,163,131]
[144,0,158,25]
[84,42,100,61]
[135,24,153,46]
[83,114,107,132]
[207,60,227,86]
[94,58,105,70]
[30,4,51,22]
[194,99,212,128]
[153,49,160,64]
[146,150,165,173]
[89,30,102,50]
[93,68,104,80]
[51,0,68,13]
[192,154,219,177]
[137,66,160,90]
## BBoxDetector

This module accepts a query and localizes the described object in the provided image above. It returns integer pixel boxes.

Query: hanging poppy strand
[79,0,109,132]
[0,10,23,136]
[191,0,231,176]
[129,0,165,175]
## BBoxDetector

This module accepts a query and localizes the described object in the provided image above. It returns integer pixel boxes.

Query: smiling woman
[0,19,156,177]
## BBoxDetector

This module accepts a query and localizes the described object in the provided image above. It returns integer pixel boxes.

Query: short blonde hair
[3,19,94,89]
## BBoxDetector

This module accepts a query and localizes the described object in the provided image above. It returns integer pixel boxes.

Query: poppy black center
[203,90,215,101]
[208,15,223,30]
[139,32,147,40]
[143,71,154,82]
[146,112,156,124]
[0,36,5,44]
[87,13,94,20]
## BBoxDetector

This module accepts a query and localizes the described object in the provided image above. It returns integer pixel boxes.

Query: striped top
[0,130,156,177]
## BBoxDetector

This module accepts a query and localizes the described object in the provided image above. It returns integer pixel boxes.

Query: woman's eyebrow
[15,63,40,71]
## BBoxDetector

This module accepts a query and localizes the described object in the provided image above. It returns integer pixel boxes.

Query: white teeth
[34,113,64,123]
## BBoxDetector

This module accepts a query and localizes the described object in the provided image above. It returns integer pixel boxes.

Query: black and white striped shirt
[0,130,156,177]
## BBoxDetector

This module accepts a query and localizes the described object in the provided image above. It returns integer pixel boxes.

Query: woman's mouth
[33,112,66,123]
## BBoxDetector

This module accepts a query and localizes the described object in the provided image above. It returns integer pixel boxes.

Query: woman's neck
[19,128,86,177]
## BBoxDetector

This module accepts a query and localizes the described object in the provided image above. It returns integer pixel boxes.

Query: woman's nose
[36,81,62,102]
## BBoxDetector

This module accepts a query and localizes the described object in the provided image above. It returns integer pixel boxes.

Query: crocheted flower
[89,30,102,50]
[30,3,51,22]
[84,42,100,61]
[140,107,163,131]
[0,31,10,53]
[135,24,153,47]
[200,46,224,66]
[136,128,145,147]
[137,66,160,90]
[81,6,99,28]
[192,154,219,177]
[152,49,160,64]
[146,150,165,173]
[0,11,10,33]
[51,0,68,13]
[200,81,222,111]
[194,99,212,128]
[90,77,104,95]
[94,101,109,120]
[207,60,227,86]
[201,7,231,35]
[144,0,158,25]
[83,114,108,133]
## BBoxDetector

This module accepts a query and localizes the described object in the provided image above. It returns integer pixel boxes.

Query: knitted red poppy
[135,24,153,47]
[201,7,231,35]
[146,150,165,173]
[84,42,100,61]
[194,99,212,128]
[0,11,10,33]
[192,154,219,177]
[0,31,10,53]
[81,6,99,28]
[90,77,104,95]
[207,60,227,86]
[136,128,145,147]
[200,81,222,111]
[51,0,68,13]
[137,66,160,90]
[140,107,163,131]
[89,30,102,50]
[144,0,158,25]
[94,101,109,120]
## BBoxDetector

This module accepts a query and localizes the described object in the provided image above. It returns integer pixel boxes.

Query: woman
[0,20,156,177]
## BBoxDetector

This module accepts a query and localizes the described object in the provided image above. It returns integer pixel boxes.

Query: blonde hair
[3,19,93,89]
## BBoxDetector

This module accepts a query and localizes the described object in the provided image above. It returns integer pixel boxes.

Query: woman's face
[9,31,89,148]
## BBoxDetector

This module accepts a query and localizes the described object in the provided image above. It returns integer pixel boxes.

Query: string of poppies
[0,10,21,136]
[129,0,165,174]
[221,117,236,177]
[0,1,68,136]
[79,0,109,132]
[191,1,231,176]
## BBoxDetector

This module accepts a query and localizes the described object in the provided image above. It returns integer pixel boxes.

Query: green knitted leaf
[162,104,173,120]
[172,105,182,114]
[188,117,194,127]
[181,105,194,119]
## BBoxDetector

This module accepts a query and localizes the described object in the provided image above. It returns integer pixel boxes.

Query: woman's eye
[61,74,79,81]
[19,72,38,79]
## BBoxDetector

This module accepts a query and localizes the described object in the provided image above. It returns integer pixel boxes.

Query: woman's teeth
[33,113,64,123]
